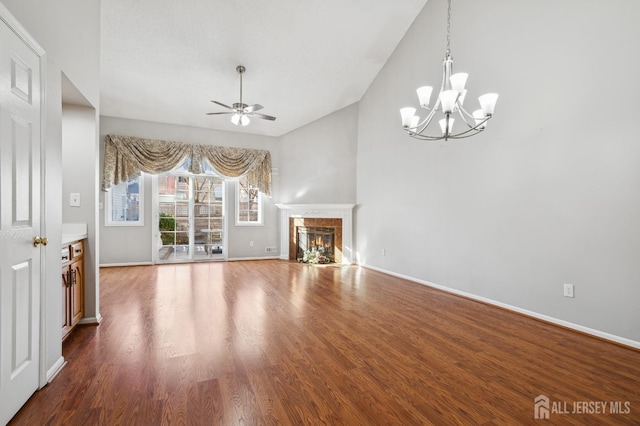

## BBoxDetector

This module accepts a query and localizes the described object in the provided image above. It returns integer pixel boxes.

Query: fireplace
[275,204,355,264]
[291,218,342,262]
[297,226,336,261]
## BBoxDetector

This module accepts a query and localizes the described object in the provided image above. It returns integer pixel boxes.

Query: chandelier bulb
[410,115,420,129]
[473,110,487,129]
[439,90,458,114]
[449,73,468,92]
[416,86,433,108]
[479,93,499,116]
[400,107,417,128]
[439,117,454,135]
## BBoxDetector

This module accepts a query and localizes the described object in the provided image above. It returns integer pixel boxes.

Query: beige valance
[102,135,272,195]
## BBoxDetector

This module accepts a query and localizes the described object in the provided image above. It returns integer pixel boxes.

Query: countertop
[62,223,88,245]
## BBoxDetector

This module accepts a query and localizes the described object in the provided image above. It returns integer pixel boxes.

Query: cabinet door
[61,267,71,338]
[70,260,84,327]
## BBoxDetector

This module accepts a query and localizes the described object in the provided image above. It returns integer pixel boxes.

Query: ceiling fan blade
[252,112,276,121]
[244,104,263,113]
[210,100,233,110]
[206,112,233,115]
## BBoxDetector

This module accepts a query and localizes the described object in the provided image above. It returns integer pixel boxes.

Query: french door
[154,173,225,263]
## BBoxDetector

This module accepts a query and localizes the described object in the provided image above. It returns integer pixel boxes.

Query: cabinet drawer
[61,247,71,264]
[70,241,84,259]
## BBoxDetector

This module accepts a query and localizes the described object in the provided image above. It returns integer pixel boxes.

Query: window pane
[107,176,143,226]
[236,176,262,225]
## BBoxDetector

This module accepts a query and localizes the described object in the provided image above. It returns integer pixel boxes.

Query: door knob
[33,236,48,247]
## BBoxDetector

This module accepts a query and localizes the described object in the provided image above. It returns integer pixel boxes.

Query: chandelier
[400,0,498,141]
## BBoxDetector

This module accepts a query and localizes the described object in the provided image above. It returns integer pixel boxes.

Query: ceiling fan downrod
[236,65,246,109]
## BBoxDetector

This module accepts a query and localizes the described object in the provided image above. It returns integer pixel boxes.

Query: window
[105,175,143,226]
[236,175,262,226]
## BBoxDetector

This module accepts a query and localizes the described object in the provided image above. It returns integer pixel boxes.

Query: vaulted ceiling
[100,0,428,137]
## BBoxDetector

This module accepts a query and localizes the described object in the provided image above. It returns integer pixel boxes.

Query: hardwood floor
[10,260,640,425]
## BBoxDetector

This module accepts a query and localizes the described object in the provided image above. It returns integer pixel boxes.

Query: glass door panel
[156,173,224,263]
[193,176,224,260]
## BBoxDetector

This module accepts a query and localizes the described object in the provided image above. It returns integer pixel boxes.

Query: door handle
[33,236,48,247]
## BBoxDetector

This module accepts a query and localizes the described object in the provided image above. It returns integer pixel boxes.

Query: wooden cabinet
[61,240,84,340]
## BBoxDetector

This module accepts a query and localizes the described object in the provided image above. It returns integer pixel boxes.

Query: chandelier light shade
[400,0,498,141]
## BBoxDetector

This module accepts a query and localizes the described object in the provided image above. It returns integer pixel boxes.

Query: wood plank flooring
[9,260,640,425]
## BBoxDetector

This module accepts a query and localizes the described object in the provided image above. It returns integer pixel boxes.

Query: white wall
[62,104,99,322]
[278,104,358,204]
[99,116,280,264]
[356,0,640,343]
[1,0,100,376]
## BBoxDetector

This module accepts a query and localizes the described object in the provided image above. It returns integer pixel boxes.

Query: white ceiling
[100,0,427,137]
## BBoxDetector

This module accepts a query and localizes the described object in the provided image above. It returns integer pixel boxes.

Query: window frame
[235,176,263,226]
[105,175,144,227]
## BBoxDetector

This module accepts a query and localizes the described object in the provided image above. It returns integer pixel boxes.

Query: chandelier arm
[447,119,490,138]
[409,128,480,141]
[458,105,479,120]
[448,129,485,139]
[455,107,475,129]
[405,131,450,141]
[406,115,492,141]
[413,105,439,133]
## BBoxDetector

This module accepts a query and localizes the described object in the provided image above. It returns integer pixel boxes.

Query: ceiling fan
[207,65,276,126]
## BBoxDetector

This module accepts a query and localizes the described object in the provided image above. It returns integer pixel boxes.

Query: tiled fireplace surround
[275,204,355,264]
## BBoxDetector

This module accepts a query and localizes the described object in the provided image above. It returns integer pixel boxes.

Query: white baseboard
[79,313,102,325]
[227,256,281,262]
[361,264,640,350]
[100,261,153,267]
[46,356,66,384]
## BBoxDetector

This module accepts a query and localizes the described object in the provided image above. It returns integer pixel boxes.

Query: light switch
[70,193,80,207]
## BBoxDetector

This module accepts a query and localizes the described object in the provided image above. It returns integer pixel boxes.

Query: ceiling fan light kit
[400,0,498,141]
[207,65,276,126]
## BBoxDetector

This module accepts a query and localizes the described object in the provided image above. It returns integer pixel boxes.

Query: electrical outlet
[382,248,386,256]
[563,283,574,298]
[249,241,254,247]
[70,193,80,207]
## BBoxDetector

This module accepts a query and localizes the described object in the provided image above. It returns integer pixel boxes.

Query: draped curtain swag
[102,135,272,195]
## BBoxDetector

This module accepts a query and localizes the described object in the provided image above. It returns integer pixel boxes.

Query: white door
[0,10,43,425]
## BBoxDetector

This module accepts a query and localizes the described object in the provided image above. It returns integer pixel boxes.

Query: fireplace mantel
[275,204,355,264]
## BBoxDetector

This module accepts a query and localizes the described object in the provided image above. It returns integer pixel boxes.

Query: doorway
[154,171,226,263]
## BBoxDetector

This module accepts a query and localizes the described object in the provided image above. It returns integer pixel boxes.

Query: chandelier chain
[446,0,452,56]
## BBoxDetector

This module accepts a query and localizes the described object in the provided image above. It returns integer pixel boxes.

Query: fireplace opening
[297,227,335,261]
[289,217,343,263]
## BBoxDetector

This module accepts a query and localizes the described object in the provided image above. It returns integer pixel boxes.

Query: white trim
[275,204,356,264]
[0,4,46,55]
[78,315,102,325]
[361,263,640,350]
[235,177,263,226]
[45,356,65,383]
[151,175,158,264]
[100,261,153,268]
